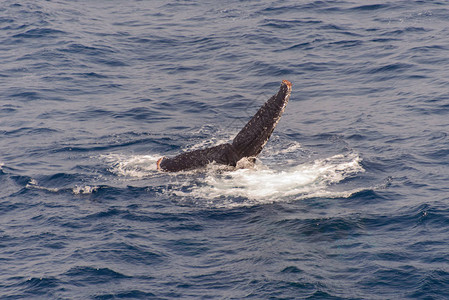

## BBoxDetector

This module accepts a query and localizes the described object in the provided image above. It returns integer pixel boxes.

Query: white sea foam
[176,153,365,206]
[26,179,60,193]
[101,151,365,207]
[72,185,98,195]
[101,153,160,178]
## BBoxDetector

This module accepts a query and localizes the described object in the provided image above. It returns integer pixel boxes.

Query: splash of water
[101,154,160,178]
[180,153,364,205]
[102,152,365,207]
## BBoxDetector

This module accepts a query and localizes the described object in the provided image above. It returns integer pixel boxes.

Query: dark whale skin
[158,80,292,172]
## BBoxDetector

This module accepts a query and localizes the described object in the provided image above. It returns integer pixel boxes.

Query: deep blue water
[1,0,449,299]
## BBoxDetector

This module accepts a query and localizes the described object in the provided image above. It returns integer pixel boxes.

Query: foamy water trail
[102,152,365,207]
[178,153,365,206]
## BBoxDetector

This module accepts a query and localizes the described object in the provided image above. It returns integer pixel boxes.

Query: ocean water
[1,0,449,298]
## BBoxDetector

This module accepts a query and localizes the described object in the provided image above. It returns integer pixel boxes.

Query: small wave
[264,140,302,156]
[351,4,389,11]
[64,266,129,284]
[72,185,99,195]
[26,179,60,193]
[25,179,98,195]
[12,28,66,39]
[22,276,61,291]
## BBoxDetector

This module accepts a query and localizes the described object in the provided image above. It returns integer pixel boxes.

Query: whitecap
[26,179,98,195]
[72,185,98,195]
[26,179,60,193]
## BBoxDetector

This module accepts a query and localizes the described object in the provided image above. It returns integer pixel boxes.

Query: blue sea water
[1,0,449,298]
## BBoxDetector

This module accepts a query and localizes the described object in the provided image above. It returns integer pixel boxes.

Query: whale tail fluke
[158,80,292,172]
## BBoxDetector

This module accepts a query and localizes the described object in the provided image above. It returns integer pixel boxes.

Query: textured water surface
[1,0,449,299]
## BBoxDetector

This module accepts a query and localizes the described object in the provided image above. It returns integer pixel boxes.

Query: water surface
[1,0,449,299]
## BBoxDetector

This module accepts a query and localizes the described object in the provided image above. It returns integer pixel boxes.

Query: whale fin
[158,80,292,172]
[232,79,292,158]
[157,143,239,172]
